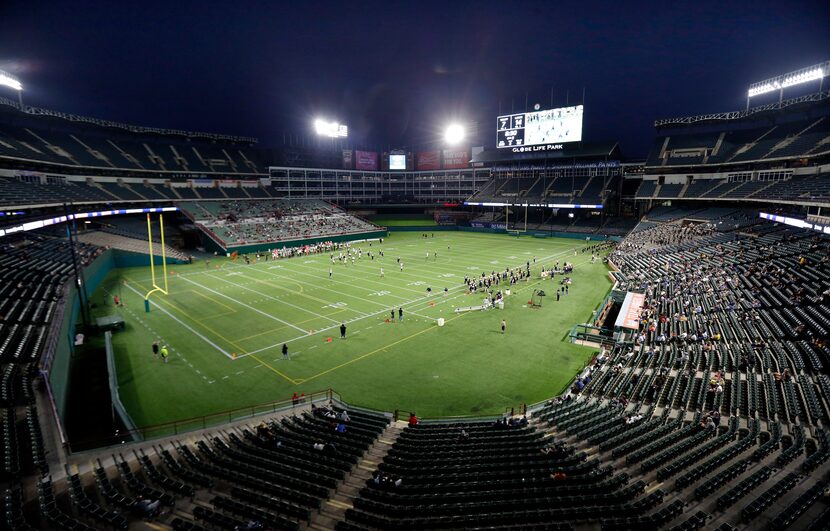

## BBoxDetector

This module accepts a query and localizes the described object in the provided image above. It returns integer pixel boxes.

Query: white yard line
[233,247,580,359]
[203,271,346,325]
[248,265,420,309]
[120,242,583,363]
[179,275,309,334]
[121,282,234,360]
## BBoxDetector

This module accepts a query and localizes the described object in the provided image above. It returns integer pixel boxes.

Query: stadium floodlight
[0,69,22,91]
[0,69,23,107]
[746,61,829,106]
[444,123,465,145]
[314,118,348,138]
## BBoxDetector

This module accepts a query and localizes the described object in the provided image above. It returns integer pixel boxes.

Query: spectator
[134,496,161,517]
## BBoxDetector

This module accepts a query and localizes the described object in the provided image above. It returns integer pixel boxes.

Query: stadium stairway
[306,421,405,531]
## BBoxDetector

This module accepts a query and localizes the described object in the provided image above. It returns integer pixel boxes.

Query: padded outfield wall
[47,249,188,422]
[386,224,621,242]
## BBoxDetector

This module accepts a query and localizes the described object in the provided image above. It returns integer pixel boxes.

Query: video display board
[497,104,583,149]
[389,154,407,170]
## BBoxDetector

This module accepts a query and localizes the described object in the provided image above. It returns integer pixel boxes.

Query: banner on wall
[342,150,353,170]
[355,150,379,171]
[416,150,441,170]
[442,149,469,169]
[471,222,507,229]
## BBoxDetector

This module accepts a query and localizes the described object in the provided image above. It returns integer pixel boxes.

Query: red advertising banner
[442,149,469,169]
[355,150,379,171]
[342,150,353,170]
[416,150,441,170]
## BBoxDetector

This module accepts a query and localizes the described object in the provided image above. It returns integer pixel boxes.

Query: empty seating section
[0,176,273,207]
[648,116,830,168]
[682,178,722,198]
[5,382,391,530]
[75,231,191,261]
[0,236,109,529]
[646,133,719,167]
[635,180,657,198]
[467,168,619,206]
[657,173,830,203]
[0,104,267,175]
[641,207,763,234]
[344,420,628,529]
[656,183,683,198]
[178,199,378,245]
[758,173,830,202]
[640,108,830,207]
[0,177,112,206]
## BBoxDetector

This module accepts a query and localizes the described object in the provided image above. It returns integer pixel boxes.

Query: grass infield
[90,231,612,427]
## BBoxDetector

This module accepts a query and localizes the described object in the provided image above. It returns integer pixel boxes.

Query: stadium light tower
[313,118,348,138]
[746,60,829,110]
[444,123,465,145]
[0,69,23,106]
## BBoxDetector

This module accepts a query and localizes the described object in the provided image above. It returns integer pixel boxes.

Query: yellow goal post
[143,213,169,312]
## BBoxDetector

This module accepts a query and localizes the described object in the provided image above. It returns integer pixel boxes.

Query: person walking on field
[282,343,290,360]
[390,310,395,322]
[398,307,403,322]
[152,341,159,359]
[501,319,506,334]
[160,345,169,363]
[340,323,347,339]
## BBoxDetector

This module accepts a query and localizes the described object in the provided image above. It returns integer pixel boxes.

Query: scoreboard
[497,104,583,150]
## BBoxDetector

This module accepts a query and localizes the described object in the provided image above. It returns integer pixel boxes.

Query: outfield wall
[104,331,141,442]
[385,224,622,242]
[47,249,187,423]
[385,225,460,233]
[48,248,114,420]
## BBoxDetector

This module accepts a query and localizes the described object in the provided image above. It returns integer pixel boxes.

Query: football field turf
[90,231,612,427]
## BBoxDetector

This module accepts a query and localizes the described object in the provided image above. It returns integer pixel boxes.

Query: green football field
[90,231,612,428]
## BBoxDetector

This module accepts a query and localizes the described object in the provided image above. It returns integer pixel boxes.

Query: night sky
[1,1,828,157]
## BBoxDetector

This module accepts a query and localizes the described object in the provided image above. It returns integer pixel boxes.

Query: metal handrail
[67,388,338,453]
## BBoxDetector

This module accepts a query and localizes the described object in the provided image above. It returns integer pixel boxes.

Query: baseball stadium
[1,2,830,530]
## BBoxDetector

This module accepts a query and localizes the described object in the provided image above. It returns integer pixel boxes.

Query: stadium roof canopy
[654,90,830,130]
[471,142,621,165]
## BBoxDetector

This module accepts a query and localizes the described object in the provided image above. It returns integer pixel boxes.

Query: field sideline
[90,231,613,426]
